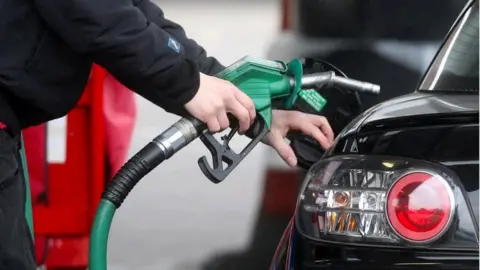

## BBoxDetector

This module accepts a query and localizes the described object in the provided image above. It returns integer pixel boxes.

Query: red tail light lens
[386,171,454,243]
[296,155,459,247]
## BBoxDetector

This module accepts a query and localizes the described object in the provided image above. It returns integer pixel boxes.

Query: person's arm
[135,0,226,75]
[33,0,200,115]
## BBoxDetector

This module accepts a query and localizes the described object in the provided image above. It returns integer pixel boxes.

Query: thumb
[268,133,297,167]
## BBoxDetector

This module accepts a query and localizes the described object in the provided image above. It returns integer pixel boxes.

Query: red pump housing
[23,65,137,269]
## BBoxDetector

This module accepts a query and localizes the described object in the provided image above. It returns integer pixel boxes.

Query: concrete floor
[106,1,280,269]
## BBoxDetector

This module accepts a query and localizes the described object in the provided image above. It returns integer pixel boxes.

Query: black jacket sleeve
[33,0,201,114]
[135,0,226,75]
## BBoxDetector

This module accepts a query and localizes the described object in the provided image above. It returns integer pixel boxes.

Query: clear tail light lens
[296,155,458,246]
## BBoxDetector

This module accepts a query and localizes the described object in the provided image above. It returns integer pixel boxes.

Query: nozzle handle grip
[197,118,269,184]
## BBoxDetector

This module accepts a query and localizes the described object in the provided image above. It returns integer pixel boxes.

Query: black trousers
[0,130,36,270]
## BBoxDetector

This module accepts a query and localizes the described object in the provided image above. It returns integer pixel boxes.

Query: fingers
[267,132,297,167]
[217,111,230,131]
[286,112,334,149]
[301,123,331,150]
[184,74,256,134]
[234,90,256,124]
[205,99,228,133]
[223,85,255,134]
[225,98,251,134]
[305,115,335,143]
[206,117,221,133]
[207,87,252,134]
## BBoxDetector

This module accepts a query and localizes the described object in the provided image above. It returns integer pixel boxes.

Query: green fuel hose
[89,118,204,270]
[20,134,35,240]
[89,200,116,270]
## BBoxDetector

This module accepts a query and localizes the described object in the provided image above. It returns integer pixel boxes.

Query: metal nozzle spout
[332,76,381,95]
[297,71,381,95]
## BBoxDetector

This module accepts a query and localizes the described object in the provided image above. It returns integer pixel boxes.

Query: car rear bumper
[271,227,479,270]
[301,260,480,270]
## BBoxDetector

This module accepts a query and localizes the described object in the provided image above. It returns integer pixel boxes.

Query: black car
[270,0,479,269]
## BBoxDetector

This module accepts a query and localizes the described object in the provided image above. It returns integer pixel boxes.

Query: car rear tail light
[386,170,454,243]
[296,155,459,247]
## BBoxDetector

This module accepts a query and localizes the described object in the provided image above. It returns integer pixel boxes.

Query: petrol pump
[23,65,136,270]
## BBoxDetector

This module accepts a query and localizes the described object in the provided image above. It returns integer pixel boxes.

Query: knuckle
[219,85,229,94]
[232,87,242,95]
[224,93,235,102]
[206,108,216,117]
[209,125,220,133]
[231,87,241,96]
[317,115,328,125]
[239,117,248,126]
[241,111,250,121]
[220,90,229,97]
[223,82,235,92]
[213,101,224,111]
[317,115,327,121]
[249,100,255,109]
[235,108,247,117]
[204,116,215,125]
[245,99,254,109]
[227,81,237,89]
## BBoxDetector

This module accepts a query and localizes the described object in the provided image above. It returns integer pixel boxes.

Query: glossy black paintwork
[328,92,479,156]
[271,1,479,268]
[276,36,480,270]
[288,94,480,270]
[297,239,480,270]
[271,92,480,269]
[327,92,479,236]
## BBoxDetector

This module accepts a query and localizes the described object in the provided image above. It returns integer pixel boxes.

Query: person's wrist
[161,60,201,116]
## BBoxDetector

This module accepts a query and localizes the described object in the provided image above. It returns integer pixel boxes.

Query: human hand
[263,110,335,167]
[185,73,256,133]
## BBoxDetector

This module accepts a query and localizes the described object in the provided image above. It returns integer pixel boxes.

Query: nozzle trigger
[198,119,269,184]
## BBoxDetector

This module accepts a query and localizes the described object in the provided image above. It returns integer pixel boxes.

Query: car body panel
[271,1,479,269]
[360,92,478,125]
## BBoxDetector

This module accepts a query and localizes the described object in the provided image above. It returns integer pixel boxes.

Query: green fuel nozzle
[214,56,380,130]
[197,56,380,183]
[215,57,312,130]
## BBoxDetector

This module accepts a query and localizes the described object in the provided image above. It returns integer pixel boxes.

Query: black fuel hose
[89,117,205,270]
